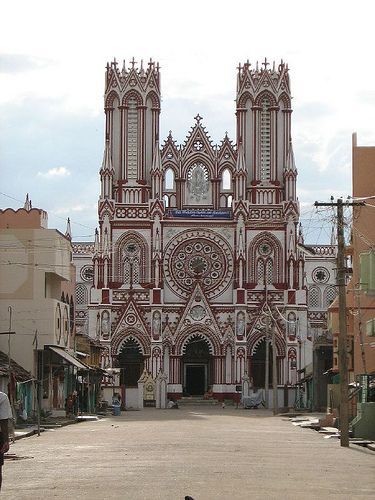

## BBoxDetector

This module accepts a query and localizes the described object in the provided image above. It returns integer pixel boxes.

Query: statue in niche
[236,312,245,337]
[153,311,161,339]
[188,164,209,202]
[101,310,110,339]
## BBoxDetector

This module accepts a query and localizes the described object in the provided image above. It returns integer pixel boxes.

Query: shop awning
[47,346,88,370]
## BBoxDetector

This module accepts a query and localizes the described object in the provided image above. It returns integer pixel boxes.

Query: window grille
[127,97,138,180]
[325,286,337,308]
[76,285,87,305]
[309,287,321,309]
[260,98,271,181]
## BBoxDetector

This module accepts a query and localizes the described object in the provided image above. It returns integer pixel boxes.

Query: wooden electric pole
[315,198,364,447]
[272,320,278,415]
[264,314,269,409]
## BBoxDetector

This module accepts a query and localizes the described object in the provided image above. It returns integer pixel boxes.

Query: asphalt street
[2,407,375,499]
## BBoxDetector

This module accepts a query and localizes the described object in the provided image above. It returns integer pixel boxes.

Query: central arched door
[182,338,212,396]
[251,339,274,388]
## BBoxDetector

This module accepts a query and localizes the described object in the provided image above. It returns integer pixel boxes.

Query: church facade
[73,58,336,406]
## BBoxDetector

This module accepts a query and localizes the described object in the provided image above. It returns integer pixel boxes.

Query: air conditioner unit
[366,318,375,337]
[360,250,375,292]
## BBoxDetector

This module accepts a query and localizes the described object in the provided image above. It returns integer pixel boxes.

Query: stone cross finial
[194,114,203,124]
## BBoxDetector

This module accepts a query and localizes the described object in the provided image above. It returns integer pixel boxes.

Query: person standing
[0,391,12,490]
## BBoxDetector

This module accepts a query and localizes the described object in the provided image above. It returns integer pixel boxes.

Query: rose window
[163,229,233,298]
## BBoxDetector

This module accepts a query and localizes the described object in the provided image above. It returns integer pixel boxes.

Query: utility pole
[33,330,41,437]
[272,320,278,415]
[315,198,364,447]
[264,314,269,409]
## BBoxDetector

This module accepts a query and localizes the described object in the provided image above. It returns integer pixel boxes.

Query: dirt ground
[2,407,375,499]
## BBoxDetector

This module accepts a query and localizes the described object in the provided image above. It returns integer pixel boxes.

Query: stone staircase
[178,396,220,406]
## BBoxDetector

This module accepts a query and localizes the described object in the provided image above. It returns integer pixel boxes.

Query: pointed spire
[297,223,304,245]
[236,139,246,172]
[151,140,162,172]
[24,193,31,211]
[100,140,114,173]
[103,227,109,257]
[286,140,297,172]
[65,217,72,240]
[94,228,100,255]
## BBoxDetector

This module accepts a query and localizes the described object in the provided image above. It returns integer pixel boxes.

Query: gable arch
[146,90,160,109]
[175,326,221,356]
[255,90,277,108]
[105,90,120,108]
[122,90,143,107]
[248,328,286,357]
[248,232,283,284]
[111,329,150,356]
[182,156,215,179]
[278,92,291,109]
[114,231,149,284]
[237,91,254,109]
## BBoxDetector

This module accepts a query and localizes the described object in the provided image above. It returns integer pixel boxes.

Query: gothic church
[73,58,335,406]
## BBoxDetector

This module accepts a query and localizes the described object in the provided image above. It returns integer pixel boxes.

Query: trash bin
[112,401,121,416]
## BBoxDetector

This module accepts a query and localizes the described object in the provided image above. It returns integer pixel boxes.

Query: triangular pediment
[255,70,277,94]
[112,298,149,337]
[149,198,165,216]
[181,117,216,160]
[174,282,221,337]
[217,134,236,163]
[161,132,179,165]
[233,199,249,218]
[145,70,160,94]
[239,72,256,95]
[123,67,145,93]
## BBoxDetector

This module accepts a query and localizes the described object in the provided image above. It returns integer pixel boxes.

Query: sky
[1,0,375,244]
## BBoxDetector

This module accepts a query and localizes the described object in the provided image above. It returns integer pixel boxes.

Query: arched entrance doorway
[118,339,144,387]
[182,337,212,396]
[251,339,274,388]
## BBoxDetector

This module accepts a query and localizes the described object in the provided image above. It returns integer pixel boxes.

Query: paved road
[2,407,374,499]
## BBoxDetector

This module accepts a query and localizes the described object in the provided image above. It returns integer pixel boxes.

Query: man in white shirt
[0,392,12,490]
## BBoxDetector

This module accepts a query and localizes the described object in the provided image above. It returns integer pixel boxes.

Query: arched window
[257,260,265,284]
[222,169,231,190]
[309,287,321,309]
[76,285,87,305]
[165,168,174,190]
[163,194,169,208]
[266,259,273,284]
[227,195,233,208]
[287,312,297,338]
[325,286,337,308]
[260,97,271,181]
[121,240,141,285]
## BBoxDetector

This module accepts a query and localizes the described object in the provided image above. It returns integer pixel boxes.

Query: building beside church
[73,58,337,408]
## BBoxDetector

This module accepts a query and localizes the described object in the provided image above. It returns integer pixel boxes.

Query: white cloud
[37,167,70,178]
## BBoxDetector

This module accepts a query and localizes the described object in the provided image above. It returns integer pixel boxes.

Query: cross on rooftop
[194,114,203,124]
[130,57,137,69]
[262,57,269,69]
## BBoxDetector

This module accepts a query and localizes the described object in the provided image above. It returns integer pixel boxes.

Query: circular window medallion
[190,305,206,321]
[126,313,137,326]
[259,243,271,256]
[80,265,93,282]
[312,267,329,284]
[163,229,233,299]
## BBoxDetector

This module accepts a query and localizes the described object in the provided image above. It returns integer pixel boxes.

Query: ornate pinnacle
[194,114,203,124]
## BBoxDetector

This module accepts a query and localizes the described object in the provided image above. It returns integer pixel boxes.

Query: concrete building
[0,200,85,413]
[73,58,337,409]
[350,133,375,378]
